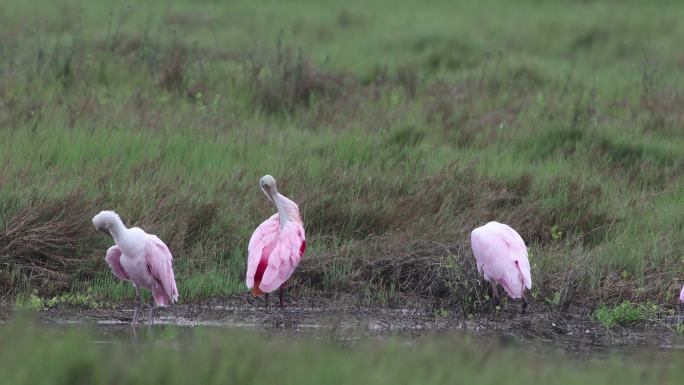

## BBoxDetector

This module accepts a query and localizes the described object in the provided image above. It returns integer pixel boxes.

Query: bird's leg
[132,285,141,325]
[147,295,155,326]
[491,282,500,308]
[264,293,270,310]
[279,285,286,310]
[521,296,528,315]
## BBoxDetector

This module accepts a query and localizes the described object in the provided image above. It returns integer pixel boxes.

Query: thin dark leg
[521,296,528,314]
[132,285,141,325]
[147,296,155,325]
[264,293,270,309]
[491,282,500,308]
[279,286,286,310]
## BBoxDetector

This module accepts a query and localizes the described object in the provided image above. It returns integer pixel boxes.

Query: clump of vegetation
[44,290,102,309]
[247,40,352,114]
[0,193,97,296]
[14,290,45,311]
[15,289,102,310]
[594,301,650,329]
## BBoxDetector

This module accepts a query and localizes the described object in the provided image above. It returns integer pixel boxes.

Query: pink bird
[93,210,179,324]
[471,221,532,312]
[679,285,684,304]
[246,175,306,309]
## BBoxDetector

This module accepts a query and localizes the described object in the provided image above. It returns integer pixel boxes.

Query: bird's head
[260,175,278,202]
[92,210,121,237]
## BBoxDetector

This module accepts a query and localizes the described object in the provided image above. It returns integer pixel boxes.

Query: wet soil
[3,295,683,357]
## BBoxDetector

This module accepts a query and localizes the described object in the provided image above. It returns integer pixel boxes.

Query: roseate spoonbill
[246,175,306,309]
[471,221,531,312]
[679,285,684,304]
[93,210,179,324]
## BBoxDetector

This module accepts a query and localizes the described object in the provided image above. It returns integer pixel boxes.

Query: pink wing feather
[470,232,487,275]
[144,235,179,306]
[246,215,306,294]
[246,214,280,289]
[105,245,129,280]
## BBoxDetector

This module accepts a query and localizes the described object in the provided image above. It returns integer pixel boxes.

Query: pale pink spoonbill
[246,175,306,309]
[93,210,179,324]
[471,221,532,312]
[679,285,684,304]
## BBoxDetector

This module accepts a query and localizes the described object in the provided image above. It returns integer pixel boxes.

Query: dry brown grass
[0,192,96,296]
[157,44,187,93]
[247,43,353,114]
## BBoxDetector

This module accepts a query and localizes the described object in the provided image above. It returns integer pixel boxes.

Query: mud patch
[8,296,684,357]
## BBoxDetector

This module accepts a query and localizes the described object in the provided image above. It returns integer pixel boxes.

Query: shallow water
[14,297,683,357]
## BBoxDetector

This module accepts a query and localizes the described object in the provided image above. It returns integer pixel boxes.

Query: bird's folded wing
[105,245,128,280]
[490,223,531,290]
[144,235,179,303]
[258,221,306,293]
[246,214,280,288]
[470,230,487,274]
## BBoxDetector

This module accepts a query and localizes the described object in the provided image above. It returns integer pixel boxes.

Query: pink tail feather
[514,260,526,298]
[153,287,171,306]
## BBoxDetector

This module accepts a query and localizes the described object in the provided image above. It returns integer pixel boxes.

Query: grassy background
[1,318,683,385]
[1,0,683,310]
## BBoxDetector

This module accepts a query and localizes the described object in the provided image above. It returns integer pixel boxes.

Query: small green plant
[594,301,647,329]
[433,308,450,318]
[530,288,540,300]
[45,289,101,309]
[550,225,563,241]
[15,290,44,310]
[194,92,207,114]
[546,291,561,307]
[675,323,684,335]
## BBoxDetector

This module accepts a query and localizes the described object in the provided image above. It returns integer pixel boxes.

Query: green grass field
[1,317,683,385]
[1,0,684,310]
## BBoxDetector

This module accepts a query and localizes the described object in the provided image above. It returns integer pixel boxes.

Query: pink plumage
[471,221,531,300]
[246,175,306,301]
[144,235,179,305]
[103,230,179,306]
[105,246,128,280]
[679,285,684,304]
[94,210,178,324]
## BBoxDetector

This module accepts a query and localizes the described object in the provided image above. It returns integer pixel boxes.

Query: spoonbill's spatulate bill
[93,210,179,324]
[471,221,532,312]
[246,175,306,309]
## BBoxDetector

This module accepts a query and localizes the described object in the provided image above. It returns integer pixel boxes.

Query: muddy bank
[3,295,683,356]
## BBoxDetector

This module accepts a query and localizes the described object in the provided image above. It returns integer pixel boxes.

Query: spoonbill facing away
[246,175,306,309]
[471,221,531,312]
[93,210,179,324]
